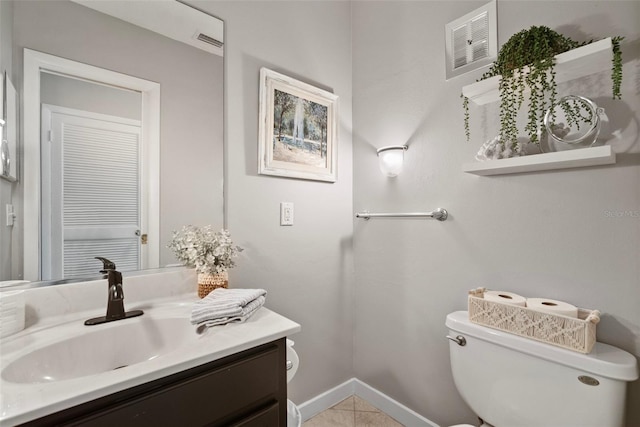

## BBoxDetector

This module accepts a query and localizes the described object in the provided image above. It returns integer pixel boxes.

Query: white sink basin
[0,270,301,427]
[2,316,197,384]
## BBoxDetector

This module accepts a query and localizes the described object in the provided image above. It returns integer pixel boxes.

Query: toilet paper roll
[527,298,578,318]
[484,290,527,307]
[286,340,299,383]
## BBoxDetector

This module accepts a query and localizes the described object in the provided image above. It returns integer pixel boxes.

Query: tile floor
[302,395,404,427]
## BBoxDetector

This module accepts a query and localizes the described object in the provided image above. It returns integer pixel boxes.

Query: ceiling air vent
[445,0,497,80]
[195,32,223,48]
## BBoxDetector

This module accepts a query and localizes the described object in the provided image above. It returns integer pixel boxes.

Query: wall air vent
[195,32,223,48]
[452,12,488,69]
[70,0,224,56]
[445,0,497,80]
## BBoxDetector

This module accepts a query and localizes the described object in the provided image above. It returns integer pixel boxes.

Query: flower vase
[197,271,228,298]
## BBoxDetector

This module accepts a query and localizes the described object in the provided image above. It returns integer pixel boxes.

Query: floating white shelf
[463,145,616,176]
[462,38,613,105]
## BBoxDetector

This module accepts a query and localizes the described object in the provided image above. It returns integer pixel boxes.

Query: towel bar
[355,208,448,221]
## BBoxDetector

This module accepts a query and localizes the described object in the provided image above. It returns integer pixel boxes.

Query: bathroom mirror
[0,0,224,284]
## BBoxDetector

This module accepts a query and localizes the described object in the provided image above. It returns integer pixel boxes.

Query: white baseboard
[297,378,356,422]
[297,378,439,427]
[352,379,439,427]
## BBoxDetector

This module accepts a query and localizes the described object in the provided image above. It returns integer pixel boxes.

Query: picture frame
[1,71,18,182]
[258,67,338,182]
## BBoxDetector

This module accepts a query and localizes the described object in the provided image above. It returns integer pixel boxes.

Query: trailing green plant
[558,96,593,130]
[611,36,624,99]
[462,26,624,149]
[461,93,470,141]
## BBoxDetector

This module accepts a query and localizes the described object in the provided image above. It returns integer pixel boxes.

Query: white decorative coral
[475,136,526,161]
[168,226,243,275]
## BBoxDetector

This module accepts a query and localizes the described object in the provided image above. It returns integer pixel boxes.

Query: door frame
[23,48,160,280]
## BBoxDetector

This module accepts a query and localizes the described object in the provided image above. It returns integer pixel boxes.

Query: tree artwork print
[272,89,328,168]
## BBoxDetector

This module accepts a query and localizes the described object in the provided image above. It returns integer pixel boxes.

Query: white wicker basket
[468,288,600,354]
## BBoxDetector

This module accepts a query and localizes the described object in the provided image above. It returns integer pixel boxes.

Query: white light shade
[377,145,407,177]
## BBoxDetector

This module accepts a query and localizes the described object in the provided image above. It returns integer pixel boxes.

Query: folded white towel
[195,295,266,327]
[191,288,267,326]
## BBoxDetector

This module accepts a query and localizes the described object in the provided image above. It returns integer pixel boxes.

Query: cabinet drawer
[230,402,279,427]
[66,346,281,426]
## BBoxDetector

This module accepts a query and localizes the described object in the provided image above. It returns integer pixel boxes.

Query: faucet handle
[95,257,117,273]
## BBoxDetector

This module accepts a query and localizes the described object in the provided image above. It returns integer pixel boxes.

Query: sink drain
[113,365,128,370]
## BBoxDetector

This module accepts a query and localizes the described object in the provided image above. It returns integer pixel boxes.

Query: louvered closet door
[43,106,142,279]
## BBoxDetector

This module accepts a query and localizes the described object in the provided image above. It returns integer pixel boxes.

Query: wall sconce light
[377,145,408,177]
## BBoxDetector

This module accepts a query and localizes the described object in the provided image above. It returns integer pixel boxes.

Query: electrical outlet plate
[280,202,294,226]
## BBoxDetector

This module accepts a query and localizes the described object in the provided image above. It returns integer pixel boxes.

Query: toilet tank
[446,311,638,427]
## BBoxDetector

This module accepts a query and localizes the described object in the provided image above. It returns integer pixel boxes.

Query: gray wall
[195,0,355,404]
[352,1,640,426]
[10,0,224,276]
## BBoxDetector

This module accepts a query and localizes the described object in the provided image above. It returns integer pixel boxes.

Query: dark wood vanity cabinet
[21,339,288,427]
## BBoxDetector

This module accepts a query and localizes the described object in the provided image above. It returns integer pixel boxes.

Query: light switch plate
[6,204,15,227]
[280,202,294,226]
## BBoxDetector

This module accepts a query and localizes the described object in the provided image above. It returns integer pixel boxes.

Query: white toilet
[446,311,639,427]
[286,339,302,427]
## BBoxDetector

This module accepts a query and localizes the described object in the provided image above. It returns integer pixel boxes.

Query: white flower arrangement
[168,226,243,275]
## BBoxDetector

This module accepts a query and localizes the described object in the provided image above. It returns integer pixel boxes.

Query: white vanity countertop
[0,270,301,425]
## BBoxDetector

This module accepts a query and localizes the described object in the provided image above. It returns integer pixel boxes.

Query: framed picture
[1,72,18,182]
[259,68,338,182]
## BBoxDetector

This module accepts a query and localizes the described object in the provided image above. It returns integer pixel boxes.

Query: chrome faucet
[85,257,143,326]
